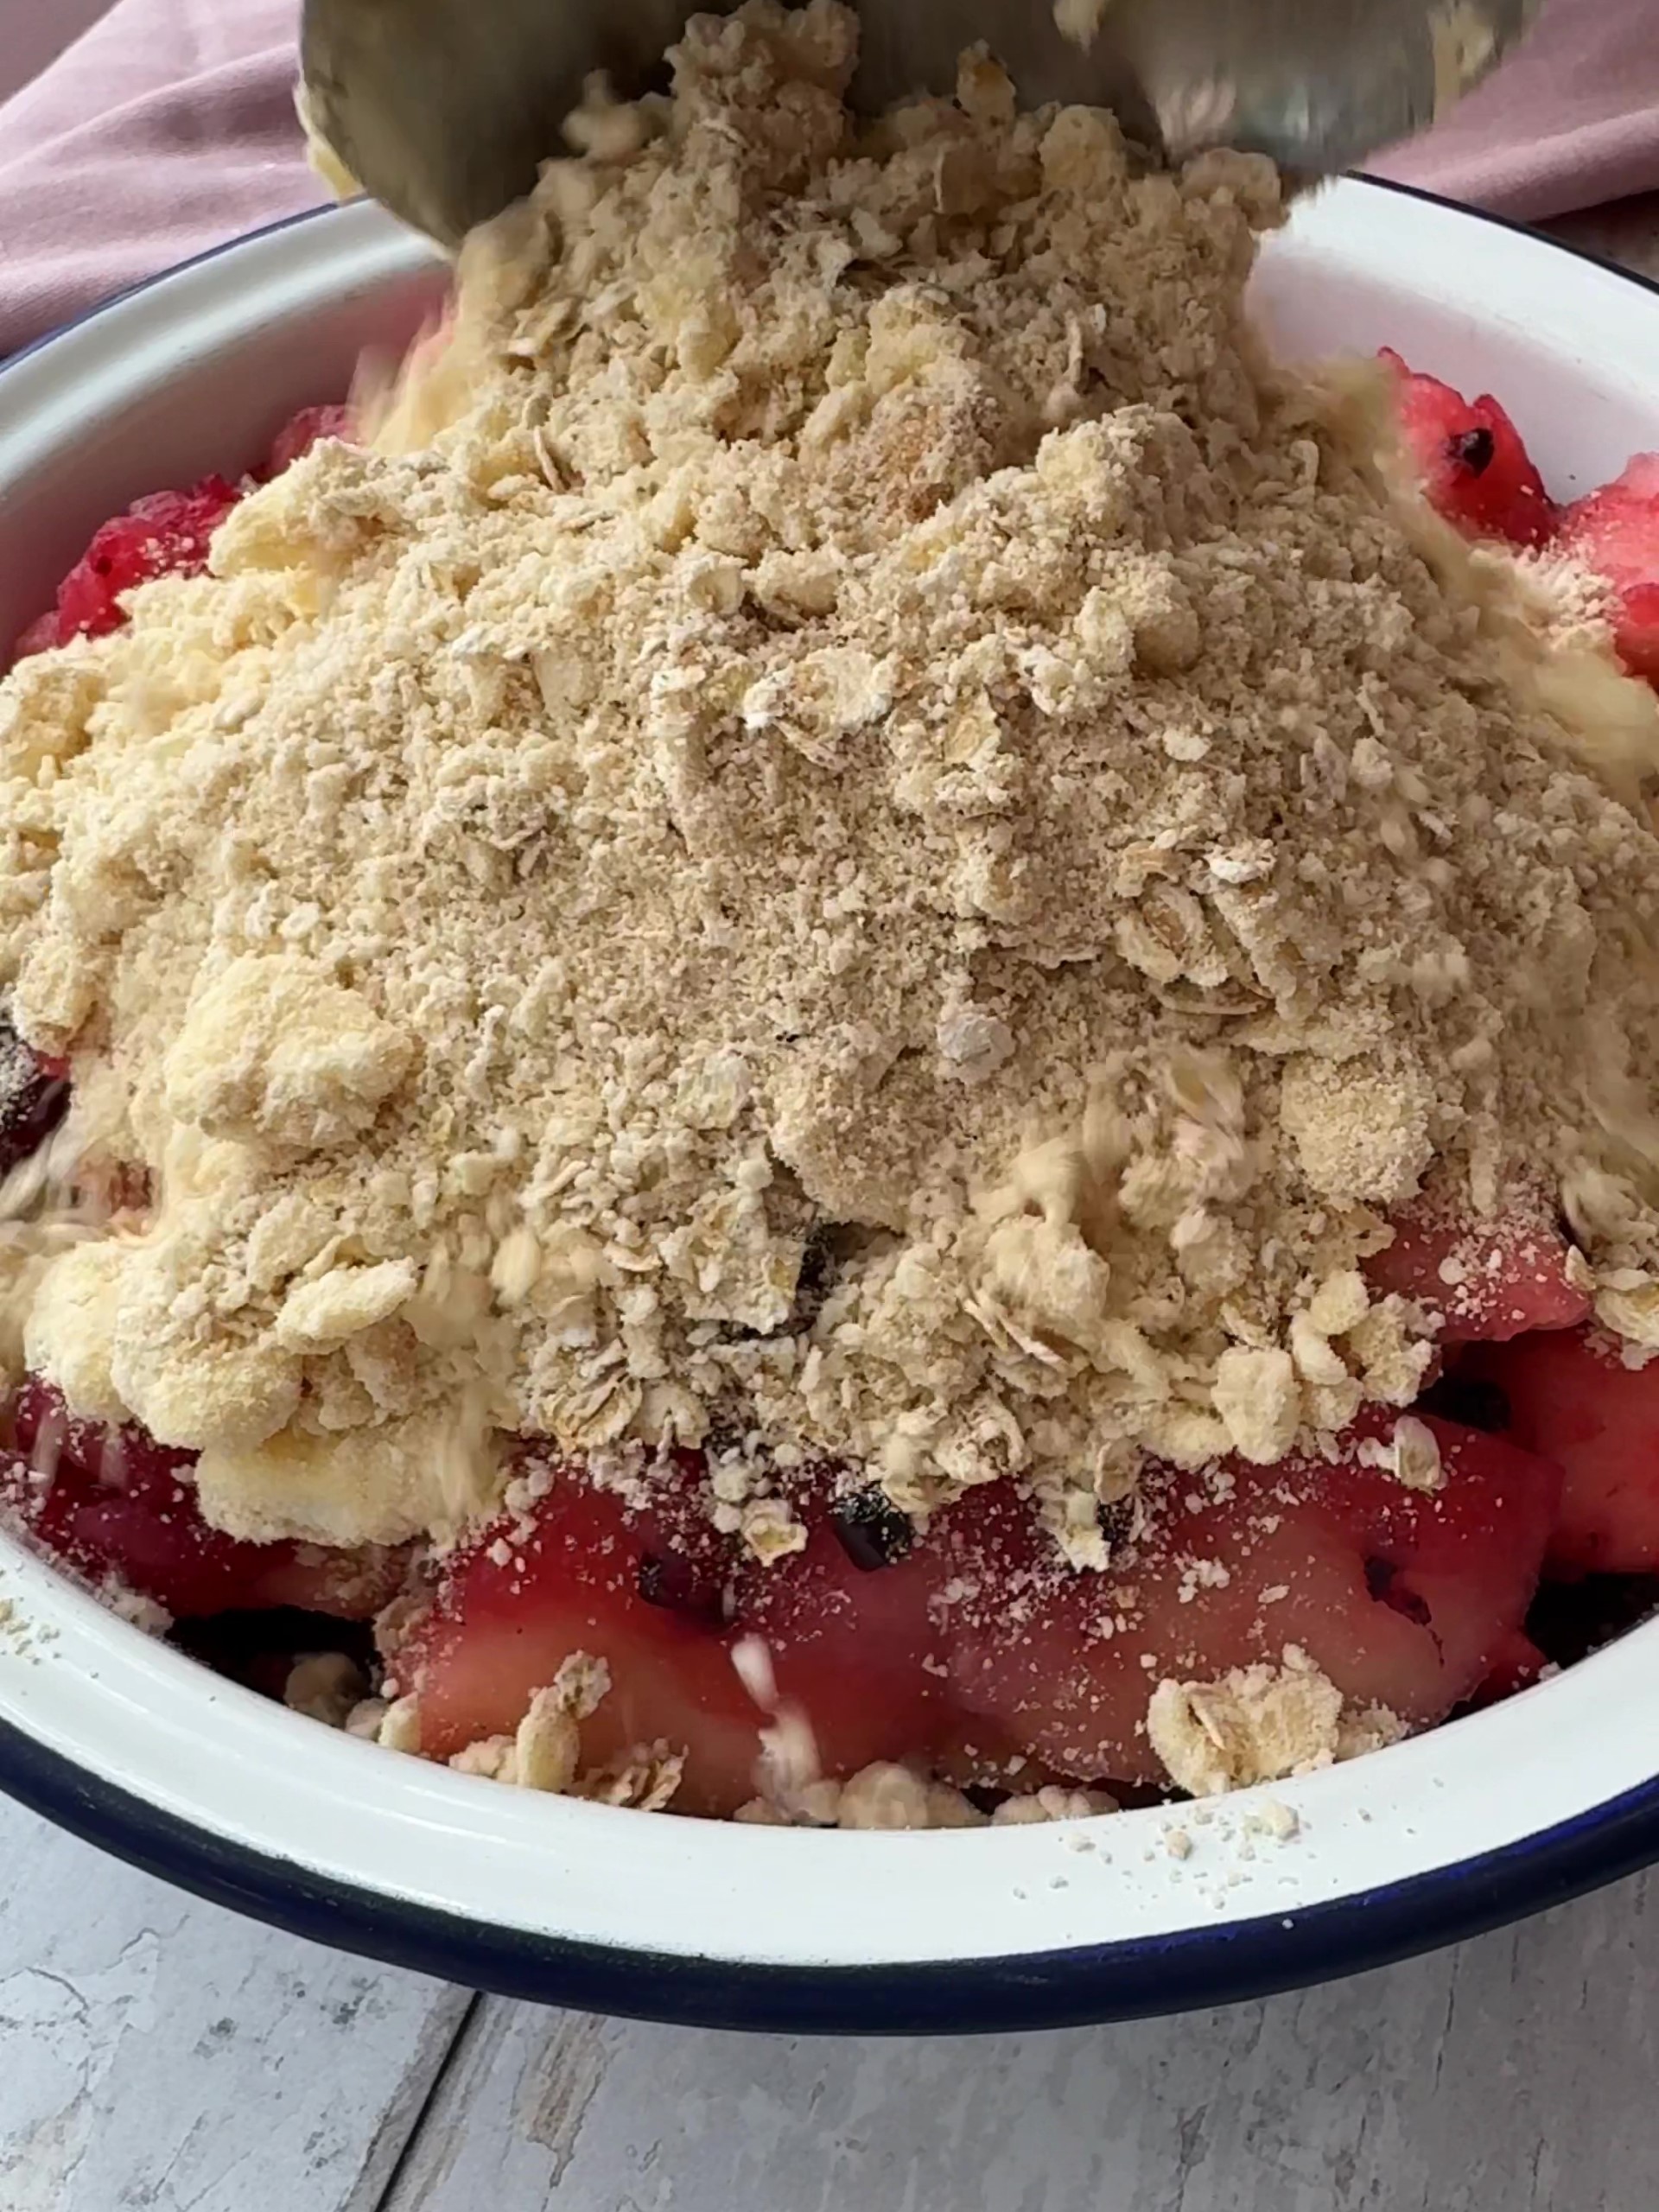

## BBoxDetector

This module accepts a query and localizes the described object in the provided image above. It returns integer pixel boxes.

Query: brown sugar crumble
[6,1,1659,1807]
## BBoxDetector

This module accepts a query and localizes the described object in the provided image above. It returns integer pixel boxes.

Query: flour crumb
[1390,1414,1446,1492]
[283,1650,367,1726]
[1246,1796,1301,1842]
[376,1694,423,1755]
[1053,0,1109,46]
[573,1742,685,1810]
[990,1784,1119,1824]
[513,1688,582,1792]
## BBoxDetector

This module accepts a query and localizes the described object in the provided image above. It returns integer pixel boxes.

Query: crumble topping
[3,1,1659,1572]
[282,1649,366,1726]
[378,1652,689,1802]
[989,1783,1117,1823]
[1147,1644,1404,1796]
[1357,1411,1445,1493]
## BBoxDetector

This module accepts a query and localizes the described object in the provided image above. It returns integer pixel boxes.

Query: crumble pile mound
[3,0,1659,1559]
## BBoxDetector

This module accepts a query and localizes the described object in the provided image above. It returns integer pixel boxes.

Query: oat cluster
[5,2,1659,1556]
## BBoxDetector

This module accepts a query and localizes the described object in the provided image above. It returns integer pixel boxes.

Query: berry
[831,1486,916,1570]
[404,1458,766,1814]
[1364,1198,1589,1342]
[0,1017,67,1179]
[1474,1326,1659,1575]
[9,394,349,668]
[1470,1625,1548,1704]
[408,1452,952,1810]
[636,1545,728,1626]
[2,1378,406,1621]
[7,612,61,669]
[1380,348,1555,549]
[406,1402,1560,1799]
[51,477,242,645]
[1557,456,1659,683]
[944,1413,1560,1786]
[1414,1370,1510,1435]
[261,404,355,480]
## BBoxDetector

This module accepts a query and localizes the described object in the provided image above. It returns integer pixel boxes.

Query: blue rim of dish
[5,178,1659,2032]
[4,1708,1659,2033]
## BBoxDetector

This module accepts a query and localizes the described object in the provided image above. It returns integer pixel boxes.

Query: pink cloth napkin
[2,0,1658,361]
[1370,0,1659,223]
[0,0,320,360]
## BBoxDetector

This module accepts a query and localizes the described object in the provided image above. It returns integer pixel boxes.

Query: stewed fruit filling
[7,6,1659,1829]
[0,1208,1649,1822]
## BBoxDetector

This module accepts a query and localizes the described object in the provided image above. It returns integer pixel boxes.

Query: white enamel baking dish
[1,180,1657,2031]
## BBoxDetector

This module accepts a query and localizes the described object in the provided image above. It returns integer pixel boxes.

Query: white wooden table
[4,1783,1657,2211]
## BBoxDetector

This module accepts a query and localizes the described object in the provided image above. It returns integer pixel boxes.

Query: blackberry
[1449,425,1496,475]
[636,1548,728,1628]
[1416,1373,1510,1435]
[1363,1555,1433,1628]
[832,1488,915,1572]
[0,1014,67,1180]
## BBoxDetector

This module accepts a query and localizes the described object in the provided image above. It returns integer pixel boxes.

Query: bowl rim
[5,176,1659,2034]
[6,1696,1659,2036]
